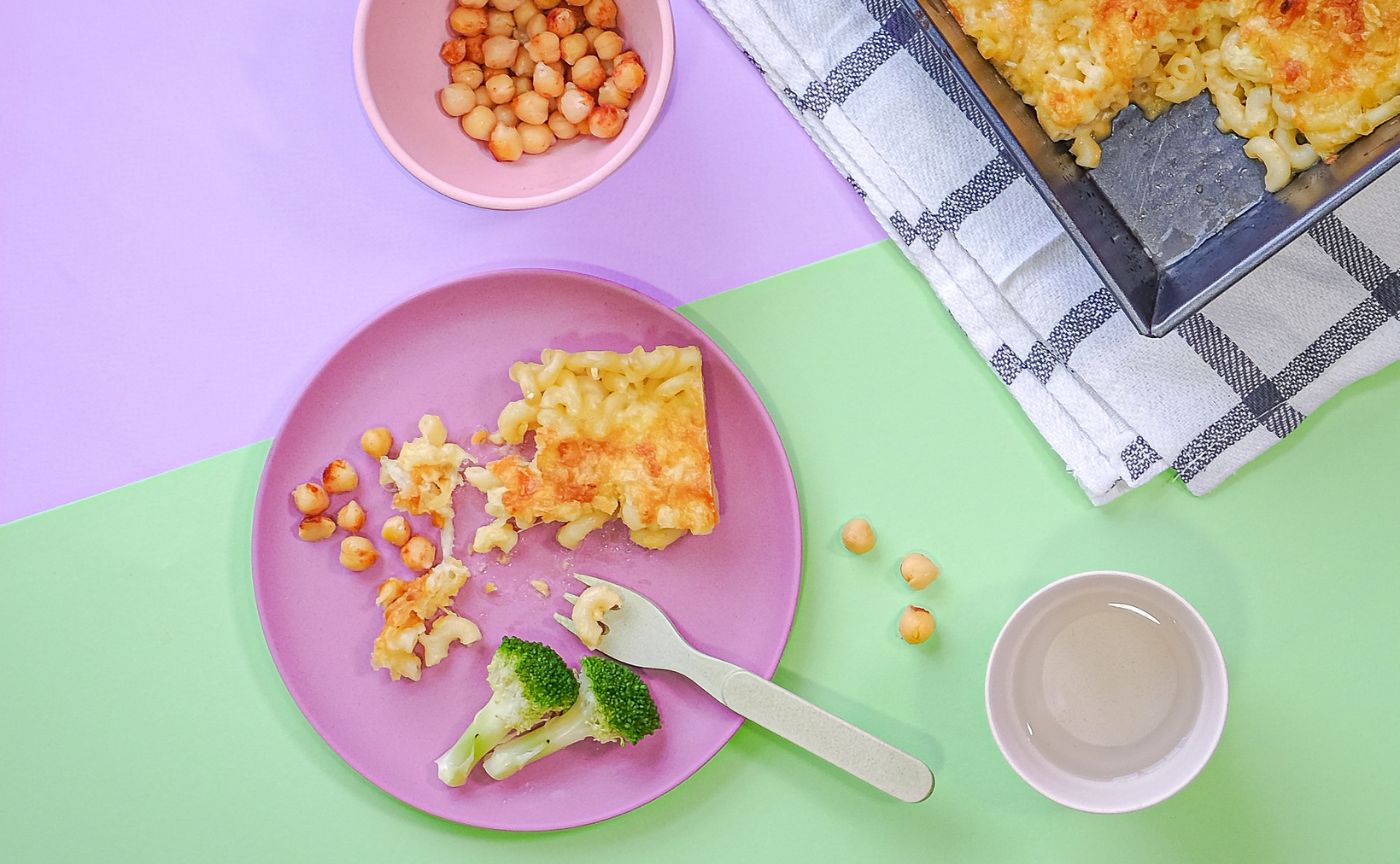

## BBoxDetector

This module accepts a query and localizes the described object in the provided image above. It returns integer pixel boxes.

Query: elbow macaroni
[945,0,1400,189]
[468,346,720,554]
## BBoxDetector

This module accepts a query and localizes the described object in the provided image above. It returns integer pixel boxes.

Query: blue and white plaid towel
[698,0,1400,503]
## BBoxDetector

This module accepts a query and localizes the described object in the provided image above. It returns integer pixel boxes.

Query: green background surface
[5,242,1398,861]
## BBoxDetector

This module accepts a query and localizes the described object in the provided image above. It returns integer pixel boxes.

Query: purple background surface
[0,0,881,524]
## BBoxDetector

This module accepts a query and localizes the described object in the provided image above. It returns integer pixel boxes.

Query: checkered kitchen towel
[698,0,1400,502]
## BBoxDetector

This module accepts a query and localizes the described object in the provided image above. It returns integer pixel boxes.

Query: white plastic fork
[554,574,935,803]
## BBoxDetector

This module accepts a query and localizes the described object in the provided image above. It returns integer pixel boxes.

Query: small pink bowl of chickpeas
[354,0,673,210]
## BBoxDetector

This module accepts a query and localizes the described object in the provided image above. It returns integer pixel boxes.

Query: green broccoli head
[436,637,578,787]
[579,655,661,745]
[481,655,662,780]
[495,636,580,722]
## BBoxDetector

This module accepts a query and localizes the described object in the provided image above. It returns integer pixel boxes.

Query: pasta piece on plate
[379,414,472,558]
[371,557,474,681]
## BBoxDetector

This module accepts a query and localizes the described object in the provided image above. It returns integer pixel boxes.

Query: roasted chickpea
[484,9,513,36]
[486,73,515,104]
[899,606,935,644]
[547,110,579,139]
[490,119,523,161]
[464,34,487,65]
[558,86,594,123]
[458,0,488,7]
[586,104,626,138]
[492,0,525,11]
[612,56,645,93]
[482,35,520,70]
[524,13,548,38]
[336,499,366,533]
[597,79,629,108]
[519,122,556,154]
[297,515,336,542]
[560,32,589,64]
[534,61,565,97]
[513,90,550,125]
[462,104,498,140]
[360,426,392,460]
[535,0,560,9]
[526,31,561,64]
[547,7,578,37]
[571,55,606,91]
[450,61,484,88]
[292,482,330,515]
[512,1,539,28]
[583,0,617,28]
[322,459,358,493]
[514,75,532,96]
[593,29,623,60]
[511,48,536,77]
[900,553,940,590]
[489,123,524,161]
[440,83,476,117]
[494,104,519,127]
[401,535,437,571]
[449,6,488,36]
[339,536,378,572]
[841,518,875,554]
[381,515,411,546]
[440,37,468,64]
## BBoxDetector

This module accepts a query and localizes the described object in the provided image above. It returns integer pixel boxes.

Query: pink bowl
[353,0,675,210]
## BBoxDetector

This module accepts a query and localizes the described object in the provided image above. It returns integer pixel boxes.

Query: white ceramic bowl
[986,570,1228,813]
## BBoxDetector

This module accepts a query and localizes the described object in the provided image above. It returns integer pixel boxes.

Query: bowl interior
[357,0,669,207]
[986,571,1228,813]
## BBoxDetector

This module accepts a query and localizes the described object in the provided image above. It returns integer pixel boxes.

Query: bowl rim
[984,569,1229,814]
[352,0,675,211]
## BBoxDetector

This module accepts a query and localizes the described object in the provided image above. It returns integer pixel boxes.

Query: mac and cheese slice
[467,346,719,554]
[945,0,1400,191]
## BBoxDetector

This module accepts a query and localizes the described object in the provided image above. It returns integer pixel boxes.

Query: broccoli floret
[482,655,661,780]
[435,636,579,786]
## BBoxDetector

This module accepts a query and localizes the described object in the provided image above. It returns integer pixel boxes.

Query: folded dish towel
[698,0,1400,502]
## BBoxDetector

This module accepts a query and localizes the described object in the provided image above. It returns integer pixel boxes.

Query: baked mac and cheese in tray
[945,0,1400,190]
[467,345,719,555]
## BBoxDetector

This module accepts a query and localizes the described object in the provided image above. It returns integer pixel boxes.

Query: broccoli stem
[435,704,516,787]
[482,698,591,780]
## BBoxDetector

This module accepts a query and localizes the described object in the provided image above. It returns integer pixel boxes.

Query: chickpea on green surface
[900,553,940,590]
[899,606,935,644]
[841,517,876,554]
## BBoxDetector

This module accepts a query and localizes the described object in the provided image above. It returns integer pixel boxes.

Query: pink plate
[251,269,801,831]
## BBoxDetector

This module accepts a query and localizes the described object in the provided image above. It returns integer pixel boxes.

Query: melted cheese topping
[467,346,719,553]
[945,0,1400,189]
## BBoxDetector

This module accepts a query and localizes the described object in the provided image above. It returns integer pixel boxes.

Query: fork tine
[552,613,578,635]
[573,573,602,588]
[563,592,581,605]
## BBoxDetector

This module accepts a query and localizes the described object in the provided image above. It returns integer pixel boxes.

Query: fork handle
[718,669,934,803]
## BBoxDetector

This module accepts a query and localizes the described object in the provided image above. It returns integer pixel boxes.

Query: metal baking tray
[907,0,1400,336]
